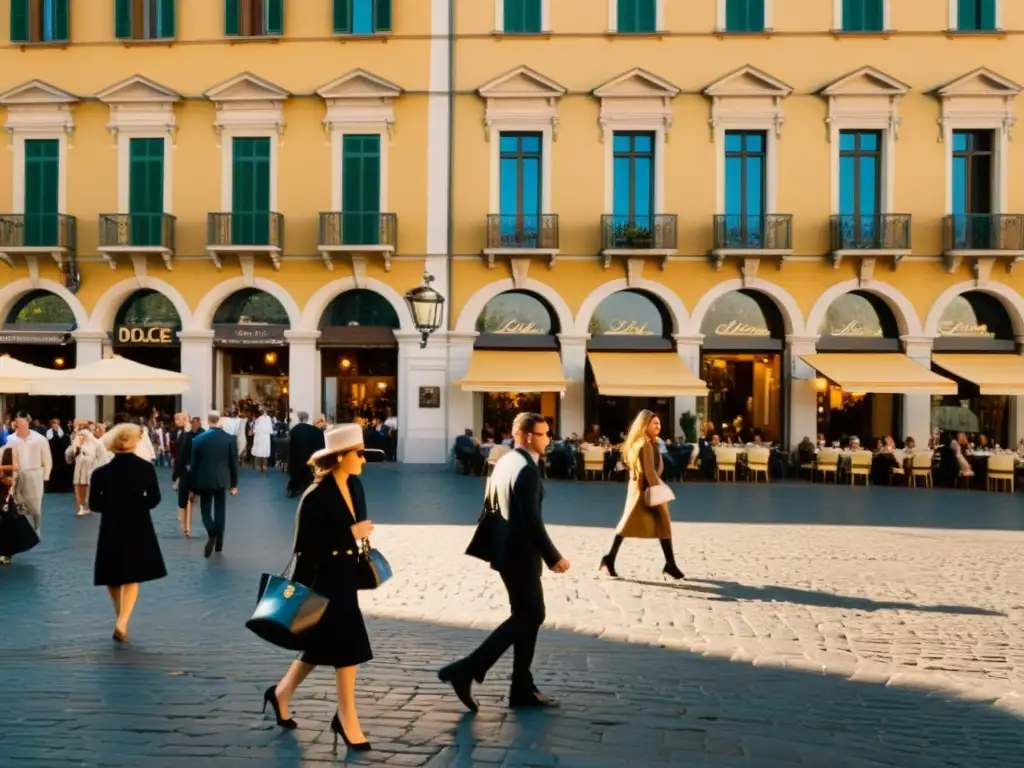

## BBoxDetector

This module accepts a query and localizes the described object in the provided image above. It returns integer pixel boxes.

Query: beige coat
[615,440,672,539]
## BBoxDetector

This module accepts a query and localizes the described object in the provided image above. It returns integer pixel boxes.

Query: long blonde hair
[623,409,657,474]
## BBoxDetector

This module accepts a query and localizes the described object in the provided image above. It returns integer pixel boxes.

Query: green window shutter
[980,0,997,30]
[115,0,133,39]
[333,0,351,32]
[374,0,391,31]
[730,0,765,31]
[53,0,70,41]
[10,0,29,42]
[617,0,635,32]
[129,138,164,246]
[844,0,883,31]
[265,0,284,34]
[231,137,271,245]
[159,0,176,37]
[225,0,239,35]
[619,0,654,33]
[505,0,527,32]
[24,140,59,247]
[342,135,381,245]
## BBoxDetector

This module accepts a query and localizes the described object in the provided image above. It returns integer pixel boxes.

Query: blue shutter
[265,0,284,34]
[225,0,239,35]
[115,0,133,39]
[10,0,29,42]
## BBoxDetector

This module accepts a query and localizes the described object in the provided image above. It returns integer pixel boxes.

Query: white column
[786,334,820,448]
[673,333,704,439]
[285,330,321,420]
[901,335,935,443]
[447,332,478,453]
[557,333,588,439]
[71,329,107,422]
[397,330,449,463]
[178,330,214,419]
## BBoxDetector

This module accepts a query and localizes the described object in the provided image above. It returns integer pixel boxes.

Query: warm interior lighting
[376,381,387,391]
[54,357,65,368]
[282,385,289,394]
[341,358,352,370]
[814,377,827,392]
[264,352,278,365]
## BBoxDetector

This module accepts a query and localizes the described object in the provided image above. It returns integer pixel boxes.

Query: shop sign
[714,321,770,337]
[214,324,289,347]
[829,321,882,338]
[0,330,69,345]
[493,319,544,334]
[603,319,653,336]
[114,325,176,345]
[939,322,994,338]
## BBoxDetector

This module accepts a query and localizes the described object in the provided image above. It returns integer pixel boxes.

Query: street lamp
[404,272,445,349]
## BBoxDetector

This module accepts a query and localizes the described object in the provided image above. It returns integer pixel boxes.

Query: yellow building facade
[2,0,1024,461]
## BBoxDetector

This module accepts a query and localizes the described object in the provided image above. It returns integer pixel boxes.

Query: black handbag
[0,486,40,558]
[246,555,329,651]
[356,538,392,590]
[465,481,508,563]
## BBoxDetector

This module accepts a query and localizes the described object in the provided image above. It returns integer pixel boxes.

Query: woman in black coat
[89,423,166,643]
[265,424,375,751]
[171,413,196,536]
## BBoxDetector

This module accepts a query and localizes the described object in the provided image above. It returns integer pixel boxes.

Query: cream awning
[587,352,708,397]
[457,350,567,392]
[801,353,957,395]
[0,355,61,394]
[30,355,190,396]
[932,353,1024,396]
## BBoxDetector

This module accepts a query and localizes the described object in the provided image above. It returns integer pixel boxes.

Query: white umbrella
[30,355,190,396]
[0,354,61,394]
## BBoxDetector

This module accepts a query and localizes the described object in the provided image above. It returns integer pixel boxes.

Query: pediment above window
[318,69,402,134]
[934,68,1021,139]
[478,66,566,137]
[704,66,792,136]
[821,66,910,97]
[97,75,180,104]
[205,72,289,103]
[205,73,289,138]
[0,80,77,135]
[820,67,909,137]
[593,68,679,136]
[97,76,180,139]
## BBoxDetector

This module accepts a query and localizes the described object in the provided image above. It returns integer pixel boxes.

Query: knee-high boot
[660,539,684,580]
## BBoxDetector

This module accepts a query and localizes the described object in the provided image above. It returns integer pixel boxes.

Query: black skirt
[299,564,373,668]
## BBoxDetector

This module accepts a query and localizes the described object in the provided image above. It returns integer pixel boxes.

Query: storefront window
[476,290,554,336]
[112,289,182,420]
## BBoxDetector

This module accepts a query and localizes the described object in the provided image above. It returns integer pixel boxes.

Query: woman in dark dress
[171,412,196,537]
[265,423,375,751]
[89,423,167,643]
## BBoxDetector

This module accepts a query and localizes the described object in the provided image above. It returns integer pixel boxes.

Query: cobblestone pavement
[1,465,1022,767]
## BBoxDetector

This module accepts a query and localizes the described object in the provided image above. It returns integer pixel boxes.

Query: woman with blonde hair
[89,423,166,642]
[264,424,374,751]
[598,410,684,580]
[66,419,109,517]
[171,412,196,536]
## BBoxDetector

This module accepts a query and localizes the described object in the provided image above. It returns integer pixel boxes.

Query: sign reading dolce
[115,325,176,344]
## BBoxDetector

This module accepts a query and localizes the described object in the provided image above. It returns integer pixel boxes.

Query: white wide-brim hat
[308,423,364,464]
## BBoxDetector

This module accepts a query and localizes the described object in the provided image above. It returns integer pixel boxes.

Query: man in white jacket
[7,413,52,534]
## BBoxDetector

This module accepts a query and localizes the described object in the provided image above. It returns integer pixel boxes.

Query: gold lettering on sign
[604,319,652,336]
[116,326,174,344]
[830,321,882,338]
[495,319,541,334]
[715,321,771,337]
[939,322,994,338]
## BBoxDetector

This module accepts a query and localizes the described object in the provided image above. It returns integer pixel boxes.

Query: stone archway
[688,278,804,337]
[87,277,191,332]
[576,278,689,337]
[806,279,922,338]
[0,277,88,329]
[454,278,575,336]
[924,280,1024,339]
[192,276,300,330]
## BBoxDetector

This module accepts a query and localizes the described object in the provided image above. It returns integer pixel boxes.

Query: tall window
[499,133,542,246]
[958,0,996,31]
[617,0,656,33]
[10,0,69,43]
[839,130,881,243]
[842,0,883,31]
[341,135,381,245]
[129,138,165,246]
[334,0,391,34]
[231,137,272,245]
[24,139,60,247]
[225,0,283,37]
[725,0,764,32]
[724,131,766,247]
[952,130,994,249]
[115,0,175,40]
[612,132,654,231]
[504,0,541,33]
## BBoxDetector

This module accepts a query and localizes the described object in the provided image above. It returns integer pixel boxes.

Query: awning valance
[801,353,957,395]
[587,352,707,397]
[932,353,1024,396]
[0,355,61,394]
[457,350,566,392]
[29,355,190,396]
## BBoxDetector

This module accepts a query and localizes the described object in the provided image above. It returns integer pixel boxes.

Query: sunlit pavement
[1,466,1022,767]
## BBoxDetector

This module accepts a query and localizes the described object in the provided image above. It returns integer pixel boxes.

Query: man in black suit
[285,411,325,497]
[190,411,239,558]
[438,412,570,711]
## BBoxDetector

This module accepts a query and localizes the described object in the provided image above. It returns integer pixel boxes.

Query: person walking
[45,418,73,494]
[89,424,166,643]
[6,412,52,535]
[171,412,197,537]
[265,424,375,751]
[190,411,239,558]
[599,410,684,580]
[66,421,109,516]
[437,412,570,712]
[251,409,274,473]
[286,411,326,497]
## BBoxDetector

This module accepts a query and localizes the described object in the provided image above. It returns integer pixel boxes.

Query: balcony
[318,212,398,272]
[483,214,559,269]
[710,214,793,274]
[0,212,77,274]
[206,212,285,271]
[98,214,176,272]
[829,213,912,278]
[942,214,1024,275]
[600,214,678,269]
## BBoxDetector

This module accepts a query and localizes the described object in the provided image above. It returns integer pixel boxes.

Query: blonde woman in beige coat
[599,410,684,580]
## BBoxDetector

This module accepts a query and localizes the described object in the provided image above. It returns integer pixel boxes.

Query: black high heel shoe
[598,556,618,578]
[331,712,371,751]
[662,563,685,580]
[262,686,297,730]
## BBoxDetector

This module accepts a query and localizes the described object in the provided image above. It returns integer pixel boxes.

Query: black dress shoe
[204,537,216,558]
[508,689,560,708]
[438,662,478,713]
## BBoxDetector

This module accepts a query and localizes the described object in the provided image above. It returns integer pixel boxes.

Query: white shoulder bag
[644,482,675,507]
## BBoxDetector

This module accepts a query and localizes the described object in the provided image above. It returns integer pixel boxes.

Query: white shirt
[45,427,64,440]
[8,431,53,480]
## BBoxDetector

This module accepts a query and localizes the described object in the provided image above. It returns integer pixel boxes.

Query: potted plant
[614,223,653,248]
[679,411,698,444]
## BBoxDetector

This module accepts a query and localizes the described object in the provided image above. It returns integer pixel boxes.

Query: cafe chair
[986,454,1015,493]
[908,451,934,489]
[485,445,510,476]
[746,447,770,483]
[713,447,739,482]
[848,451,871,486]
[890,451,907,485]
[583,447,606,481]
[815,449,840,483]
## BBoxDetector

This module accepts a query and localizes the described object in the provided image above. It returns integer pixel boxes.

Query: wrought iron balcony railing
[99,213,176,250]
[600,214,678,250]
[318,212,397,249]
[830,213,911,251]
[713,214,792,251]
[0,213,76,250]
[485,214,559,250]
[942,214,1024,252]
[206,212,284,249]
